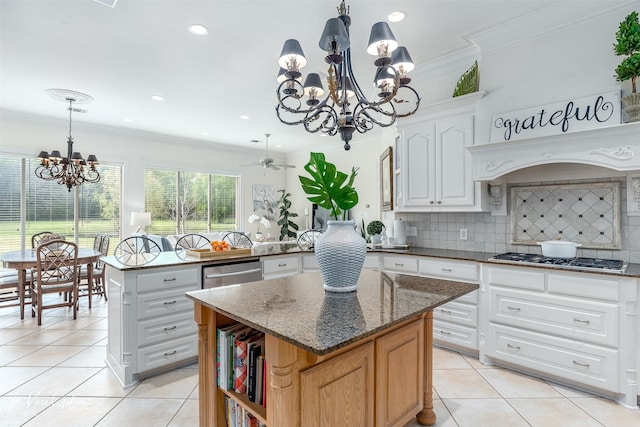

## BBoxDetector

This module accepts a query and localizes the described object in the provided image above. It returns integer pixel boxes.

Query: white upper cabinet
[395,92,487,212]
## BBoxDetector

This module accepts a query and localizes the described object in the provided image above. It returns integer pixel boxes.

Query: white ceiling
[0,0,556,153]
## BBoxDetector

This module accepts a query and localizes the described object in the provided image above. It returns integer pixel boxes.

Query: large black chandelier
[35,89,100,192]
[275,1,420,150]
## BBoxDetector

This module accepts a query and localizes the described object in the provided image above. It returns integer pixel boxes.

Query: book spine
[216,328,222,388]
[234,337,249,393]
[262,357,267,408]
[247,344,260,402]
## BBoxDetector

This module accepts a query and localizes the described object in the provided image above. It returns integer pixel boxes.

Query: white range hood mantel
[467,122,640,181]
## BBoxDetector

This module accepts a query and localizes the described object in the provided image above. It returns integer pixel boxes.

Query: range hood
[467,122,640,181]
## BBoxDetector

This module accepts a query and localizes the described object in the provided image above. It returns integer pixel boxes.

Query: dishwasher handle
[205,268,262,279]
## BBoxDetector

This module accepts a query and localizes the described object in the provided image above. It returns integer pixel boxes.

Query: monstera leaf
[453,61,479,97]
[299,152,359,220]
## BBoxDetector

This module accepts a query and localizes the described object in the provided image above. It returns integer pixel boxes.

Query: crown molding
[466,0,636,54]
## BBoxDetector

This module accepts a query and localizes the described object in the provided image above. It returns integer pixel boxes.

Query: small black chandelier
[275,1,420,150]
[35,89,100,191]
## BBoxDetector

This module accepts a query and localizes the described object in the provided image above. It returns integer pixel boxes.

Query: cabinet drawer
[137,312,197,346]
[486,266,545,291]
[263,256,298,275]
[433,319,477,350]
[433,301,478,327]
[137,268,199,293]
[137,286,196,320]
[419,258,477,282]
[382,255,418,274]
[548,273,619,302]
[490,287,618,347]
[490,324,618,392]
[300,254,319,272]
[137,335,198,374]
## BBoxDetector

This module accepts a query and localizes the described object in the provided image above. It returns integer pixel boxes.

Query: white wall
[0,111,287,236]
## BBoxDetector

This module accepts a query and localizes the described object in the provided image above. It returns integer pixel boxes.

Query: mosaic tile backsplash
[510,183,621,249]
[393,177,640,263]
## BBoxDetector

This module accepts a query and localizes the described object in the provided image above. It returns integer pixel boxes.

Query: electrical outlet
[459,228,468,240]
[406,226,417,236]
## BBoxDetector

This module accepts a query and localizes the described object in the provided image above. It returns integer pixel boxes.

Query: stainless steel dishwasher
[202,259,263,288]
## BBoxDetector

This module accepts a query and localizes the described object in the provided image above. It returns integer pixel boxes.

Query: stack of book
[224,396,266,427]
[216,324,267,407]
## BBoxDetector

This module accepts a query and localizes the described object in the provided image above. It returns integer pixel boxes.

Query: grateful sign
[490,92,620,143]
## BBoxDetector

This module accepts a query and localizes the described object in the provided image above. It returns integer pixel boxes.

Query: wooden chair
[174,233,210,258]
[31,239,79,325]
[0,268,26,309]
[79,233,110,307]
[31,231,65,248]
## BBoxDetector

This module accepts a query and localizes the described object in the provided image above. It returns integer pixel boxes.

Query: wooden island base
[193,303,437,427]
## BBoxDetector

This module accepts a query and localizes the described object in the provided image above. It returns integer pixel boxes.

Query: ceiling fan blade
[238,162,262,167]
[272,163,296,169]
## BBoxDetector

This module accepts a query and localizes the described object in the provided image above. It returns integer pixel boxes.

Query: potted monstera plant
[614,11,640,122]
[299,152,365,292]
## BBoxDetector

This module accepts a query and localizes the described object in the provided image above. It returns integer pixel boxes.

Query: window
[144,168,238,235]
[0,154,122,253]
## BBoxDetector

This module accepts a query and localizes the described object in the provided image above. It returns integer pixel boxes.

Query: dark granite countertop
[186,270,477,356]
[101,242,640,278]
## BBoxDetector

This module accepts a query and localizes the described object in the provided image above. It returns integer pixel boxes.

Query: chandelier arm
[393,85,422,118]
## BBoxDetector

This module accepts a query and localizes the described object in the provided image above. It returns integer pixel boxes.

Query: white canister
[394,220,407,245]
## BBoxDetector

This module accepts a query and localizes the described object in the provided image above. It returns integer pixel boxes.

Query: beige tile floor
[1,294,639,426]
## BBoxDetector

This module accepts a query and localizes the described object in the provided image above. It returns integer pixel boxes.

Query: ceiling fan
[240,133,296,170]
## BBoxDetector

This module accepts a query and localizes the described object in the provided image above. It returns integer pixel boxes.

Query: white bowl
[537,240,581,258]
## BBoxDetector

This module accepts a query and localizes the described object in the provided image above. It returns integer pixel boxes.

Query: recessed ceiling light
[275,145,282,148]
[123,118,133,123]
[201,132,209,136]
[151,95,165,101]
[188,24,208,35]
[240,115,250,120]
[388,11,406,22]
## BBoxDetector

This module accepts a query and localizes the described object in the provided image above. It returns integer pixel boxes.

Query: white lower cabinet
[106,265,200,387]
[482,264,638,406]
[419,258,479,353]
[262,255,298,279]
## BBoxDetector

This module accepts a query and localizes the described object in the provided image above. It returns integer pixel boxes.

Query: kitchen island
[186,270,477,427]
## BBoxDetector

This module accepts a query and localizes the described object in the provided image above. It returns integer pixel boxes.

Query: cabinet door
[376,319,424,427]
[301,342,374,427]
[436,114,475,206]
[401,122,436,207]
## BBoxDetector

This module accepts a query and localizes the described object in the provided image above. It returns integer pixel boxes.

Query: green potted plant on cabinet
[299,152,365,292]
[614,11,640,122]
[366,220,385,244]
[276,189,299,241]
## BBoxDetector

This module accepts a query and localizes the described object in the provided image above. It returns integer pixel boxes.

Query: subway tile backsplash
[395,177,640,264]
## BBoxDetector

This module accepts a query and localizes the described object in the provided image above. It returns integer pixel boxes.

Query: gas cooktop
[489,252,626,273]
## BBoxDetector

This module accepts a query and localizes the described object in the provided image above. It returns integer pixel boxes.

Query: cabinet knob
[437,201,442,204]
[429,201,434,204]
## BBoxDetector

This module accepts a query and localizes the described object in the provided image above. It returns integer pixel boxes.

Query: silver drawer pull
[507,306,521,312]
[394,263,404,267]
[573,318,590,324]
[441,268,452,272]
[164,350,177,356]
[163,300,177,305]
[164,326,177,331]
[440,309,452,314]
[572,360,590,368]
[439,330,451,335]
[278,263,287,267]
[507,343,521,350]
[163,278,176,282]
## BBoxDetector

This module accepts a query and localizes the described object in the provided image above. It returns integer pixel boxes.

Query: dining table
[0,248,102,319]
